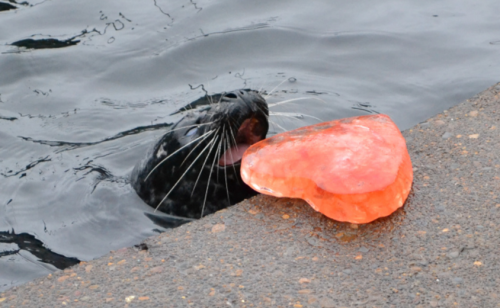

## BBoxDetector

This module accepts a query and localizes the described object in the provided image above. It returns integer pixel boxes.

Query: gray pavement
[1,83,500,307]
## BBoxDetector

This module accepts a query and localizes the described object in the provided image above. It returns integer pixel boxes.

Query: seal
[131,89,269,219]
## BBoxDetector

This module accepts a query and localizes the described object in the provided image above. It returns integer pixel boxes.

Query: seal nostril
[239,90,245,95]
[225,93,237,99]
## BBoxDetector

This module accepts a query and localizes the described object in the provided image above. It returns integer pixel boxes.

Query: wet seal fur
[131,89,269,219]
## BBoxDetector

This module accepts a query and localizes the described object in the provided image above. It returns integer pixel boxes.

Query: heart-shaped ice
[241,114,413,224]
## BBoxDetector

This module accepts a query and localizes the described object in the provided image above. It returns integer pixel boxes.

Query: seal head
[131,89,268,219]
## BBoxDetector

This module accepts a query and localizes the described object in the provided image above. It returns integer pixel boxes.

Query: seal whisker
[216,92,225,106]
[222,131,231,206]
[264,79,287,98]
[226,120,240,149]
[255,78,268,96]
[226,118,248,185]
[257,85,264,95]
[268,120,287,132]
[224,129,239,182]
[206,93,214,105]
[144,129,215,182]
[179,126,219,167]
[228,117,239,133]
[270,111,324,122]
[208,92,225,106]
[163,121,216,134]
[252,103,270,120]
[268,97,327,108]
[154,132,219,211]
[190,129,221,197]
[215,126,224,184]
[201,133,222,218]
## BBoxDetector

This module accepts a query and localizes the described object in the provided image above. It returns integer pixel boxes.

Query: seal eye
[185,127,198,136]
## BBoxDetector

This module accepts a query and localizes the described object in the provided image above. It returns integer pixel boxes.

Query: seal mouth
[218,117,266,166]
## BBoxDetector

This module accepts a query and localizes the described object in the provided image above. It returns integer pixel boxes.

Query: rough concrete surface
[1,83,500,307]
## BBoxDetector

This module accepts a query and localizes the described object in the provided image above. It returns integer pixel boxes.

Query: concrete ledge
[1,83,500,307]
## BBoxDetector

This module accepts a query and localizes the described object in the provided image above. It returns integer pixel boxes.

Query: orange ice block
[241,114,413,224]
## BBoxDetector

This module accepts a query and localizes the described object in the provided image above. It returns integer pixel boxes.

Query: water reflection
[0,230,79,269]
[0,2,17,11]
[11,37,80,50]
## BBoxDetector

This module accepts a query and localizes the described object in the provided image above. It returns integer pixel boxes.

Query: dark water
[0,0,499,290]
